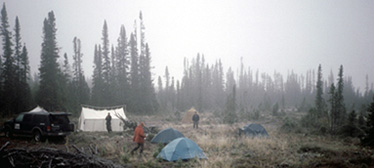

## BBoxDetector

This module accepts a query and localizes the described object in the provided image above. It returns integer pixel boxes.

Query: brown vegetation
[0,110,373,167]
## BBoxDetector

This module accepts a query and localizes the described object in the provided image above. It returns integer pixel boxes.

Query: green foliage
[340,110,364,137]
[1,3,17,116]
[91,44,104,105]
[120,152,130,164]
[223,110,237,124]
[153,143,164,158]
[37,11,67,111]
[301,108,317,128]
[315,64,327,119]
[223,85,237,124]
[281,117,299,132]
[361,97,374,146]
[328,66,347,135]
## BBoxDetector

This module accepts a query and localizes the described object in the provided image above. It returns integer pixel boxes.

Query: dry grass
[65,112,374,168]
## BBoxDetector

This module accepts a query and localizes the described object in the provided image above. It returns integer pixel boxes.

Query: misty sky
[3,0,374,91]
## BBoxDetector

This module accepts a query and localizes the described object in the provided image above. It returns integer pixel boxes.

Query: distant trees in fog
[0,2,373,126]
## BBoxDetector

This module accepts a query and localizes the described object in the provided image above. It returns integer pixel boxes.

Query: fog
[3,0,374,90]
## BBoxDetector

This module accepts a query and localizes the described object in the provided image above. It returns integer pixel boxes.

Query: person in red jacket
[131,122,146,155]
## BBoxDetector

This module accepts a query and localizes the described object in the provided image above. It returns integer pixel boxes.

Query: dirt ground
[1,111,373,168]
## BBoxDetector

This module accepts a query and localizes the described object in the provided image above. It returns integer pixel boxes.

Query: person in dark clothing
[105,113,112,132]
[192,111,200,129]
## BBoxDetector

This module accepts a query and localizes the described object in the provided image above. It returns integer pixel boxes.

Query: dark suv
[3,111,74,142]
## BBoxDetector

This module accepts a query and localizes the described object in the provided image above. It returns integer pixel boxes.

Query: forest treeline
[1,2,374,136]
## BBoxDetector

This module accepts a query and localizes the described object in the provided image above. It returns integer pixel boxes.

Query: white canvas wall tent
[78,105,128,132]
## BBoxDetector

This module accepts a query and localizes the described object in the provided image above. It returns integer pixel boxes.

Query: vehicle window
[23,114,33,123]
[50,115,70,124]
[15,114,25,122]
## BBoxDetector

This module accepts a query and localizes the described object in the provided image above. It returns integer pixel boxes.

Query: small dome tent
[157,137,207,161]
[78,105,127,132]
[151,128,184,144]
[240,123,269,137]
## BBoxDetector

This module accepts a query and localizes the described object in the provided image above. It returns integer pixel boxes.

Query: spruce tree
[62,53,71,80]
[13,16,32,112]
[212,60,225,109]
[136,12,158,113]
[37,11,66,111]
[72,37,89,108]
[142,43,158,113]
[115,25,130,106]
[19,45,33,110]
[1,3,16,115]
[340,110,364,137]
[91,45,104,105]
[329,83,338,133]
[129,33,139,112]
[62,52,74,111]
[362,97,374,146]
[101,20,112,106]
[315,64,327,119]
[336,65,346,127]
[223,84,237,124]
[14,17,21,72]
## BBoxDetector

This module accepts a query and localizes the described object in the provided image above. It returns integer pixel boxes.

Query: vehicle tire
[33,131,44,142]
[4,128,12,138]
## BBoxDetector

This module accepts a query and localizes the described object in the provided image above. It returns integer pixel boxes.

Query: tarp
[240,123,269,137]
[151,128,185,144]
[157,137,207,161]
[78,106,127,132]
[181,107,198,123]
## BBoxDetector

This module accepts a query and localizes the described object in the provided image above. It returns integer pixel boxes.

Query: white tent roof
[80,107,127,120]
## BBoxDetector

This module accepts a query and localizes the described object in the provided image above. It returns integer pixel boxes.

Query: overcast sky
[3,0,374,91]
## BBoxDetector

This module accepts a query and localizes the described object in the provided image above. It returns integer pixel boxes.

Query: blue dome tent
[240,123,269,137]
[151,128,185,144]
[157,137,207,161]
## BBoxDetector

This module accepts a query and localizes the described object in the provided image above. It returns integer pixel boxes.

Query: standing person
[192,111,200,129]
[131,122,146,155]
[105,113,112,132]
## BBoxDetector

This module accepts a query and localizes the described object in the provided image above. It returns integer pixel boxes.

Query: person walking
[192,111,200,129]
[105,113,112,132]
[131,122,146,155]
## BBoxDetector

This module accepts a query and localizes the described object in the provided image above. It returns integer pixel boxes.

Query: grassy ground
[1,111,373,167]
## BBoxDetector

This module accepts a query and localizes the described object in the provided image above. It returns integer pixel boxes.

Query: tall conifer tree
[1,3,16,115]
[101,20,112,106]
[362,97,374,146]
[129,32,139,112]
[19,45,32,109]
[37,11,65,111]
[14,17,32,112]
[91,45,103,105]
[315,64,327,119]
[72,37,89,109]
[336,65,346,127]
[115,25,129,105]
